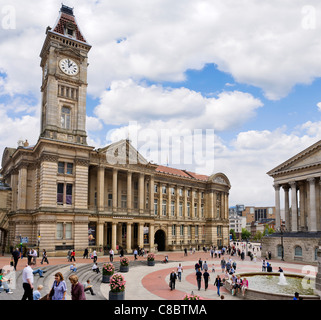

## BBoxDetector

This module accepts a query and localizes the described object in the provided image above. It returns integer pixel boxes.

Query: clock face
[59,58,79,76]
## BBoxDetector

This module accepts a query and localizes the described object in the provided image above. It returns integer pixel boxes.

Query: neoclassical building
[263,139,321,263]
[0,5,231,256]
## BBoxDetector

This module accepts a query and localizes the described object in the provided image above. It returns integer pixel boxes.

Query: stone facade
[0,5,231,256]
[264,139,321,263]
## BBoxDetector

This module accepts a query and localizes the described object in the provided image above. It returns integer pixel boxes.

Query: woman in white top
[177,263,183,282]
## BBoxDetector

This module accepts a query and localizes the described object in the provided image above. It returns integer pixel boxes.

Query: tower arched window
[61,106,71,129]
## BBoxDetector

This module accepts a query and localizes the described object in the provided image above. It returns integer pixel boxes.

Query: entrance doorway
[154,229,166,251]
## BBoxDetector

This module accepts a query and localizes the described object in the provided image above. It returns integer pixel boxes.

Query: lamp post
[277,224,287,261]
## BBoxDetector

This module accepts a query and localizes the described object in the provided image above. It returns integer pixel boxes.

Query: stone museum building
[263,139,321,263]
[0,5,231,256]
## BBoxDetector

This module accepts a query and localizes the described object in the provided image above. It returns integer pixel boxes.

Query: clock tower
[39,4,91,145]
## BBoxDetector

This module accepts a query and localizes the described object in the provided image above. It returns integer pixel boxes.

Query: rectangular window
[61,107,71,129]
[179,188,183,196]
[201,204,204,217]
[56,222,63,239]
[154,199,158,215]
[66,163,73,174]
[154,184,158,193]
[66,184,72,205]
[162,186,167,194]
[171,201,175,216]
[108,194,112,207]
[187,190,191,197]
[65,222,72,239]
[187,202,190,217]
[171,187,175,195]
[195,225,199,237]
[172,225,176,236]
[179,202,183,216]
[180,225,184,236]
[121,195,127,208]
[58,162,65,174]
[188,225,191,237]
[58,162,73,175]
[194,203,197,217]
[57,183,72,205]
[162,200,167,216]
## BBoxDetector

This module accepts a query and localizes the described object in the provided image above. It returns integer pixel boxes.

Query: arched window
[294,246,302,257]
[61,106,71,129]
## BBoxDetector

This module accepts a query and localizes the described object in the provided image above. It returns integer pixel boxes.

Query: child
[70,263,77,272]
[33,285,43,300]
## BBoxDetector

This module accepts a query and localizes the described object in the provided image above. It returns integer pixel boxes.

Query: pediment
[209,173,231,187]
[98,139,148,166]
[267,139,321,176]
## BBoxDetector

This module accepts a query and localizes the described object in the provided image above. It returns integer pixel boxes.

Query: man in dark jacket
[169,270,177,290]
[12,248,20,270]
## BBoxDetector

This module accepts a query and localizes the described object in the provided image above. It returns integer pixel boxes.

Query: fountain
[278,272,288,286]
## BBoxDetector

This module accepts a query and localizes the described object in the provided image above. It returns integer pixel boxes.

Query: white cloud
[0,1,321,100]
[94,79,263,131]
[317,102,321,112]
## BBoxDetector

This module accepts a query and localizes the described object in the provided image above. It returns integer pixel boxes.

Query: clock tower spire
[39,4,91,145]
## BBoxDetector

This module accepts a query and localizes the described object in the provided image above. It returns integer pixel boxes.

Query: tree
[242,228,251,240]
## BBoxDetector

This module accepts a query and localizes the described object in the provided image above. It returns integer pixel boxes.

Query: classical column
[149,223,154,252]
[191,188,195,219]
[117,223,122,247]
[112,222,117,251]
[149,175,154,216]
[176,187,180,218]
[168,184,172,217]
[225,193,229,220]
[198,190,202,218]
[126,222,132,253]
[17,165,28,210]
[159,184,163,216]
[127,171,132,212]
[308,178,317,232]
[112,169,118,211]
[97,221,104,247]
[209,191,214,219]
[97,166,105,211]
[283,185,290,231]
[274,184,281,229]
[139,173,144,214]
[298,181,306,231]
[184,187,188,219]
[290,181,298,232]
[138,223,144,248]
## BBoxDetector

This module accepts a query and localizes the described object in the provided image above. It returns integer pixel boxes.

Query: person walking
[169,270,177,290]
[93,249,97,263]
[12,248,20,271]
[49,272,67,300]
[22,263,34,300]
[40,249,49,265]
[203,269,210,291]
[184,248,187,256]
[69,274,86,300]
[262,259,266,272]
[220,258,226,273]
[177,263,183,282]
[214,275,222,297]
[203,261,208,272]
[196,268,202,291]
[70,250,76,262]
[83,248,89,259]
[67,249,72,262]
[134,249,138,260]
[198,258,203,270]
[109,248,114,262]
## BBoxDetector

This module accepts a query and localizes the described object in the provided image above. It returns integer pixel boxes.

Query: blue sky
[1,0,321,207]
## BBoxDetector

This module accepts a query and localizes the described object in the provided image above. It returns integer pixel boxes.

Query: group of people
[21,263,97,300]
